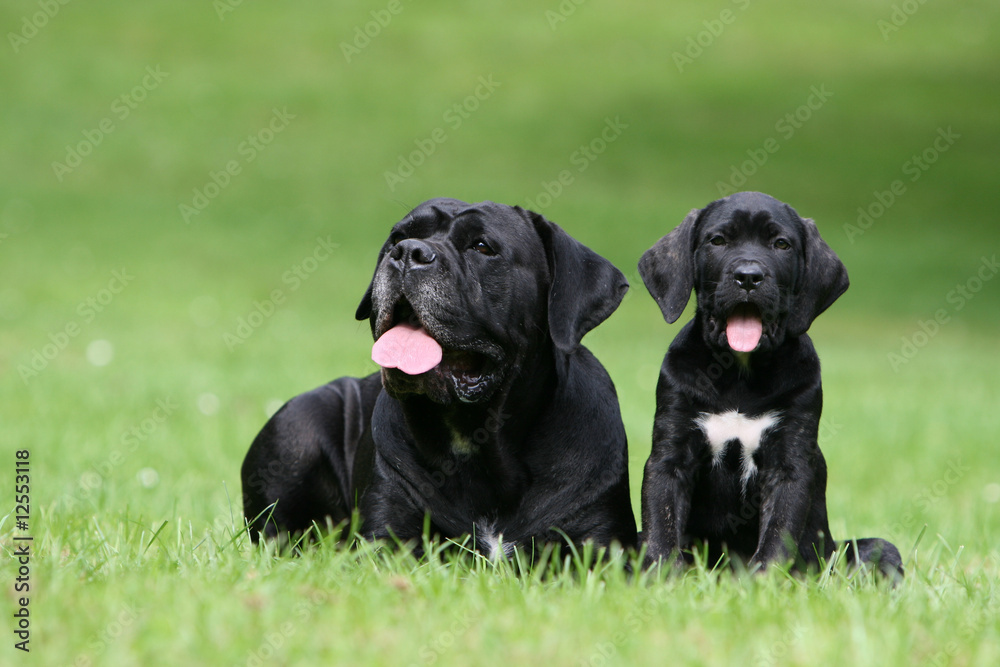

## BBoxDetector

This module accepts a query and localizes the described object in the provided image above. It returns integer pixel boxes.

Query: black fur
[241,199,638,556]
[638,192,902,579]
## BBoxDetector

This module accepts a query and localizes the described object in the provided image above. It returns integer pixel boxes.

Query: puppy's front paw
[668,552,688,572]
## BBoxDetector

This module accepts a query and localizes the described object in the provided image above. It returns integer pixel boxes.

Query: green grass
[2,0,999,664]
[16,520,1000,666]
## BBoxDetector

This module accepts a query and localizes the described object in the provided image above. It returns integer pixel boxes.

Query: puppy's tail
[842,537,904,582]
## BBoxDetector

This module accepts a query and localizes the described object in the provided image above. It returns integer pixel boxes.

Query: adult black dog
[637,191,902,578]
[241,198,638,557]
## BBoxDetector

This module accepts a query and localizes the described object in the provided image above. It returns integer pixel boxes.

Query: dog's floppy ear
[638,208,701,323]
[355,239,391,321]
[355,233,399,321]
[355,291,373,321]
[785,215,849,336]
[525,208,629,352]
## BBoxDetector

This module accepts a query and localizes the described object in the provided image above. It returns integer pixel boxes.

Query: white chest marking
[694,410,781,487]
[475,522,515,561]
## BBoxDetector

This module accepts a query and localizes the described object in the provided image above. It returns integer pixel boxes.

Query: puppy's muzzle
[733,261,765,292]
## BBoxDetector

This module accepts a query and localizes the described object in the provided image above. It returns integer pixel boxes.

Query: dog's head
[356,198,628,404]
[638,192,848,353]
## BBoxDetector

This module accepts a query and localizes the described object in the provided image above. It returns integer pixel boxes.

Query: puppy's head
[356,198,627,404]
[638,192,848,353]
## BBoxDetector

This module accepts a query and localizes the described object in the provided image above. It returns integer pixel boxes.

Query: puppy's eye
[774,238,791,250]
[709,235,726,247]
[471,240,496,256]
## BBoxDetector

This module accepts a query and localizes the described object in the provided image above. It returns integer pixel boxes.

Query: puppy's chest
[693,410,782,487]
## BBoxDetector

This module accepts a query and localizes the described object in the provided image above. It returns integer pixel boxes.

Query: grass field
[2,1,999,664]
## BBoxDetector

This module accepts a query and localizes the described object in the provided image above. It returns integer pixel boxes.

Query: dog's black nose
[391,239,437,268]
[734,263,765,291]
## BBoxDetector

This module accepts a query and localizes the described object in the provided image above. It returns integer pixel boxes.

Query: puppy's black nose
[391,239,437,268]
[734,263,765,291]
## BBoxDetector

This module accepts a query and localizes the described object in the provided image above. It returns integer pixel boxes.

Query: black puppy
[241,198,637,556]
[638,191,902,577]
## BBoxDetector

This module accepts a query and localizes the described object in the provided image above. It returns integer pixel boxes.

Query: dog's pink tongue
[372,323,443,375]
[726,309,763,353]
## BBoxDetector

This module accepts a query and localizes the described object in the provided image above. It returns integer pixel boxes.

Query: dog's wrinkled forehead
[388,197,469,238]
[700,192,803,244]
[390,198,542,259]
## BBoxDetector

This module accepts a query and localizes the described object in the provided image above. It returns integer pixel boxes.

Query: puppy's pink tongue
[372,323,443,375]
[726,308,763,353]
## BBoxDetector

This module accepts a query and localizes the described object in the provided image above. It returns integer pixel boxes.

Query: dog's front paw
[644,549,688,573]
[747,550,793,575]
[747,555,769,575]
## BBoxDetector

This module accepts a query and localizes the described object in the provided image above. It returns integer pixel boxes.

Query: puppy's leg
[241,374,381,541]
[750,462,816,570]
[843,537,905,580]
[641,451,694,568]
[641,375,699,568]
[794,459,836,569]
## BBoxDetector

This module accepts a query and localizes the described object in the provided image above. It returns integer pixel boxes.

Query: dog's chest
[694,410,781,486]
[472,521,517,561]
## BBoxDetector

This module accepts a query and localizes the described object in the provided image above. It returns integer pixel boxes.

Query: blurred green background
[1,0,999,661]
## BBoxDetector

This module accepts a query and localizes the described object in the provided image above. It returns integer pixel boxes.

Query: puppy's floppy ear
[525,208,629,352]
[785,215,849,337]
[638,208,701,323]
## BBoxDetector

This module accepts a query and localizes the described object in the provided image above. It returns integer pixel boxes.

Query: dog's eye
[471,240,496,256]
[774,238,791,250]
[709,235,726,247]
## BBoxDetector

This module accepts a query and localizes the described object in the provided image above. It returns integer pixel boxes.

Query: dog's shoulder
[547,344,626,437]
